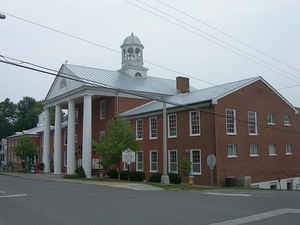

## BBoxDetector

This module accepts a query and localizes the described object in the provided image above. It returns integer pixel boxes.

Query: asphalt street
[0,174,300,225]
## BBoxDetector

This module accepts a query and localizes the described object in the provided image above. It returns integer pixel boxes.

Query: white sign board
[207,154,216,170]
[122,148,135,165]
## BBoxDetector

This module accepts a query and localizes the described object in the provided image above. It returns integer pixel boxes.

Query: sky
[1,0,300,106]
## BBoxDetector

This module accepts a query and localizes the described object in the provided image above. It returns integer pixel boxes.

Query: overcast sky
[1,0,300,106]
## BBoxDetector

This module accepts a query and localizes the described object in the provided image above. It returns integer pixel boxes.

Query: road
[0,174,300,225]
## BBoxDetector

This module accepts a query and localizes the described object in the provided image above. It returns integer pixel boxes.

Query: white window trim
[225,108,237,135]
[190,149,201,175]
[149,116,158,140]
[136,151,144,172]
[168,112,177,138]
[149,150,158,173]
[227,144,238,158]
[268,144,277,156]
[168,150,178,174]
[136,119,143,141]
[248,111,258,136]
[249,144,259,157]
[189,111,201,136]
[285,144,293,155]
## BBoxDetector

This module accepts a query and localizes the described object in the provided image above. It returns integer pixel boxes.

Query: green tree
[93,115,139,179]
[178,155,191,183]
[13,136,37,169]
[0,98,16,139]
[14,97,43,131]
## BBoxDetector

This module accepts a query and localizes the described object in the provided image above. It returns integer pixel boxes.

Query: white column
[43,108,50,173]
[82,95,92,178]
[161,101,170,185]
[54,104,62,174]
[67,99,76,174]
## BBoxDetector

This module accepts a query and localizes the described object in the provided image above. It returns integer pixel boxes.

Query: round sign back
[207,154,216,170]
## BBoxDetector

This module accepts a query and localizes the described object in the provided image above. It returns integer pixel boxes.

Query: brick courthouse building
[6,33,300,189]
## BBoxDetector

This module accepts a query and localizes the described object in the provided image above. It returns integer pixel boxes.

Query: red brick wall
[214,80,300,185]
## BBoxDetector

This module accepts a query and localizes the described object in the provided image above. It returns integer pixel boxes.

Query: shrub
[168,173,181,184]
[75,167,86,178]
[149,173,162,183]
[38,163,44,171]
[107,169,119,179]
[120,170,129,180]
[129,172,145,181]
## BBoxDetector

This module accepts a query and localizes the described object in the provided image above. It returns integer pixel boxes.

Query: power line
[0,54,299,136]
[154,0,300,74]
[127,0,300,83]
[0,10,215,87]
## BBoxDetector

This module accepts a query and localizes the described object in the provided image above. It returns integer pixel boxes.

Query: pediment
[45,65,84,101]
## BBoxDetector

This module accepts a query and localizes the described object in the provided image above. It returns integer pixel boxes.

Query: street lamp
[0,13,6,19]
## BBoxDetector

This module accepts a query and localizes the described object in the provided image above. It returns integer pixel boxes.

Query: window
[64,129,68,145]
[248,111,258,135]
[75,134,78,144]
[227,144,237,158]
[285,144,292,155]
[136,119,143,140]
[249,144,259,157]
[150,151,158,172]
[225,109,236,135]
[190,111,200,136]
[168,112,177,138]
[268,144,276,156]
[136,151,143,172]
[168,150,178,173]
[283,115,291,126]
[149,117,158,139]
[99,100,106,120]
[267,112,274,125]
[190,150,201,175]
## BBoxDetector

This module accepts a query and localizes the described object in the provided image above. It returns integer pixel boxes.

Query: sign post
[207,154,216,186]
[122,148,135,181]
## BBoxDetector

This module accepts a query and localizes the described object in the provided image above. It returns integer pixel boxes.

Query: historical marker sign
[122,148,135,165]
[207,154,216,170]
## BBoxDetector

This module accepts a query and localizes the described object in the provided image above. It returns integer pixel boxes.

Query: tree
[14,97,43,131]
[178,155,191,183]
[0,98,16,139]
[13,136,37,169]
[93,115,139,179]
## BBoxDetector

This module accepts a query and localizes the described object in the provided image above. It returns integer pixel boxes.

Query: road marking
[208,208,300,225]
[0,194,28,198]
[204,192,251,197]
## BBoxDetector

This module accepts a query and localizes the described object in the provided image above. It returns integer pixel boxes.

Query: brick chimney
[176,76,190,93]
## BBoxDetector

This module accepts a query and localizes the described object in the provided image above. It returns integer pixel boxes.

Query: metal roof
[64,64,197,95]
[122,76,296,117]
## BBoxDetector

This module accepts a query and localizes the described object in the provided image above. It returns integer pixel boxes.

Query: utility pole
[161,100,170,185]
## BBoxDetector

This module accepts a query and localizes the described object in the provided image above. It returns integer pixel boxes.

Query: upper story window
[249,144,259,157]
[190,149,201,175]
[248,111,258,135]
[225,109,236,135]
[268,144,276,156]
[285,144,292,155]
[189,111,200,136]
[267,112,275,125]
[283,115,291,126]
[99,100,106,120]
[136,119,143,140]
[168,112,177,138]
[227,144,237,158]
[149,117,158,139]
[168,150,178,174]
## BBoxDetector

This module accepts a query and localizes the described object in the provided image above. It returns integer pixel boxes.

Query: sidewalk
[0,172,163,191]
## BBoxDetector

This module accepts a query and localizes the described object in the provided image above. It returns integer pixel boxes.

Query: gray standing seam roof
[121,77,261,116]
[65,64,197,95]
